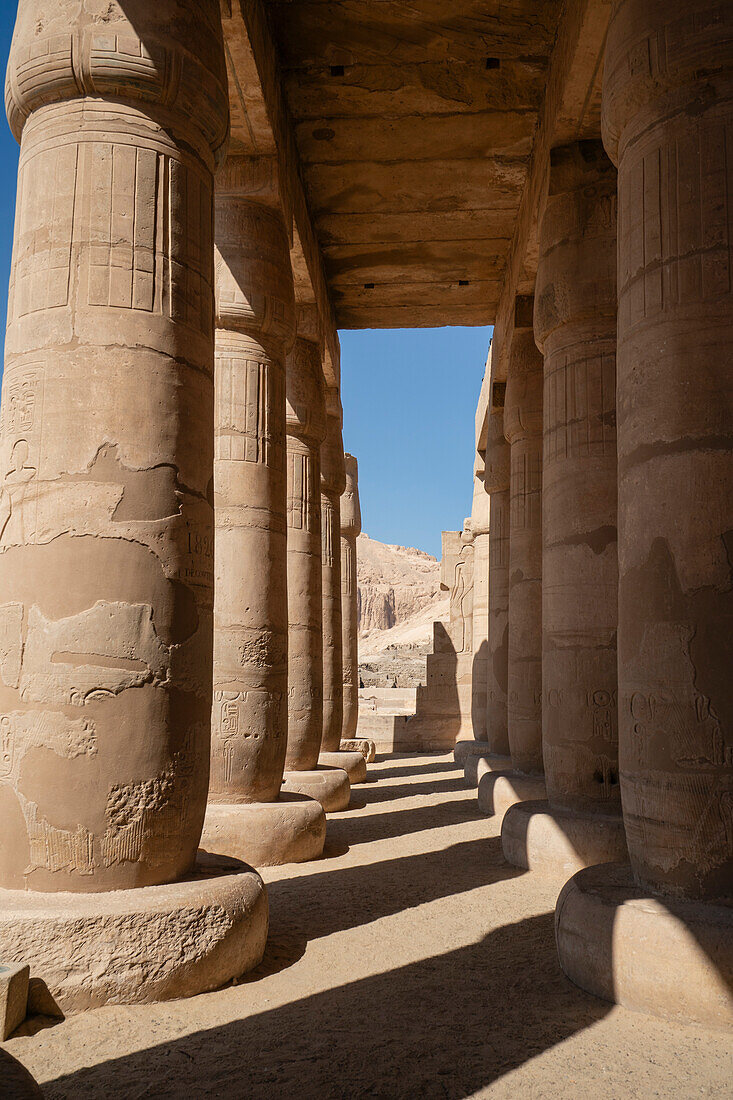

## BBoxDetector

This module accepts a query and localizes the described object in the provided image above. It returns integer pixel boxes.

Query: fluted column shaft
[504,329,544,775]
[0,0,227,892]
[485,411,511,757]
[210,160,295,805]
[603,0,733,899]
[285,332,326,771]
[341,453,362,741]
[534,141,620,815]
[321,403,346,753]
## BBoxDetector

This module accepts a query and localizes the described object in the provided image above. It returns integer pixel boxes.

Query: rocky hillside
[357,533,443,636]
[356,533,449,686]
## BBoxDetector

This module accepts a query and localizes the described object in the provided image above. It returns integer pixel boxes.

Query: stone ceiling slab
[265,0,563,328]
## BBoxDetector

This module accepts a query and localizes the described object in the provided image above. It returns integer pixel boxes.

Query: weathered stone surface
[265,0,562,327]
[201,796,326,867]
[319,750,366,784]
[339,738,376,763]
[0,859,267,1014]
[320,399,346,753]
[285,330,327,772]
[281,767,350,813]
[477,770,547,821]
[603,0,733,902]
[0,960,29,1040]
[0,1049,42,1099]
[210,160,295,807]
[0,0,227,894]
[504,327,544,776]
[484,408,511,758]
[557,863,733,1028]
[341,453,362,741]
[470,470,490,744]
[501,799,627,881]
[534,140,619,820]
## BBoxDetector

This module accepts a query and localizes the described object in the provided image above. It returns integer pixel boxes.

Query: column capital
[216,155,283,208]
[215,168,296,352]
[602,0,733,164]
[503,330,543,444]
[321,412,346,497]
[484,410,510,495]
[534,141,617,353]
[286,336,327,445]
[6,0,229,165]
[341,453,362,537]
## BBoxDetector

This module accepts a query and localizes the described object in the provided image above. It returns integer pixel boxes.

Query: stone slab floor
[4,754,731,1098]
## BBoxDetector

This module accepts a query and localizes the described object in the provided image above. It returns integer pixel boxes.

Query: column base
[467,751,513,787]
[0,854,268,1015]
[201,795,326,866]
[501,800,628,879]
[282,767,351,811]
[477,770,546,820]
[319,751,367,784]
[340,738,377,763]
[454,739,492,765]
[556,862,733,1029]
[0,1050,42,1097]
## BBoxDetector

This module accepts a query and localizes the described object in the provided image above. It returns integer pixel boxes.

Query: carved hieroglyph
[0,0,228,892]
[484,409,511,757]
[285,329,327,771]
[209,158,296,805]
[534,141,620,814]
[504,327,544,775]
[341,453,362,741]
[320,397,346,753]
[603,0,733,900]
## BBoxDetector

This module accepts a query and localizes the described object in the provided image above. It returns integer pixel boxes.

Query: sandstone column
[556,0,733,1028]
[455,467,492,781]
[478,319,546,819]
[483,408,512,770]
[339,453,375,762]
[470,476,489,743]
[340,453,361,741]
[279,312,352,809]
[502,141,627,878]
[200,159,326,860]
[312,399,366,783]
[0,0,267,1010]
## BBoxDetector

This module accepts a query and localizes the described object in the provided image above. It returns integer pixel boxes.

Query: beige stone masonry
[202,158,326,862]
[0,0,267,1008]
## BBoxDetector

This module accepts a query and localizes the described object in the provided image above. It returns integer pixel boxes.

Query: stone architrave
[556,0,733,1028]
[502,141,627,879]
[308,400,366,785]
[0,0,267,1011]
[478,323,546,820]
[279,312,354,808]
[340,453,375,763]
[200,158,326,861]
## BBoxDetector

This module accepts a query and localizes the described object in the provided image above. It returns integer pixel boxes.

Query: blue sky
[340,328,490,558]
[0,2,490,561]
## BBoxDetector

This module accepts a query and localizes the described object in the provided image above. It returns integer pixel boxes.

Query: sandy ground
[3,754,731,1099]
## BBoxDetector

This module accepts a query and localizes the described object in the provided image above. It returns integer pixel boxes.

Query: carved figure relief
[450,534,474,654]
